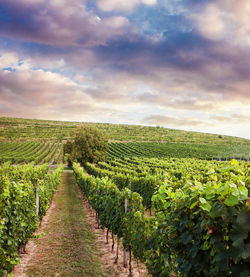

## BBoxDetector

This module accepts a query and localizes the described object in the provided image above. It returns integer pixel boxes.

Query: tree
[63,140,74,166]
[64,125,108,166]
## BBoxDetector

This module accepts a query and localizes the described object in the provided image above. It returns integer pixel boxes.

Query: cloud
[143,114,210,127]
[193,0,250,44]
[96,0,157,13]
[211,114,250,124]
[141,0,157,5]
[0,52,19,68]
[104,16,130,28]
[0,53,117,121]
[193,4,226,40]
[0,0,133,47]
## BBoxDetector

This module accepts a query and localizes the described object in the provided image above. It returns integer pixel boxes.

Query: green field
[0,116,250,162]
[0,116,249,144]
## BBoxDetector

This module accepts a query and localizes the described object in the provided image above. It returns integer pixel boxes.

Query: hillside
[0,116,249,145]
[0,116,249,161]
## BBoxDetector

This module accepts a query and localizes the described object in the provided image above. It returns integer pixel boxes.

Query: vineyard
[0,163,64,274]
[0,140,249,167]
[108,142,250,160]
[75,158,250,276]
[1,116,250,163]
[1,117,250,145]
[0,141,63,165]
[0,116,249,276]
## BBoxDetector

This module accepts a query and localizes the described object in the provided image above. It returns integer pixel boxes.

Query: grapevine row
[0,163,64,274]
[75,158,249,276]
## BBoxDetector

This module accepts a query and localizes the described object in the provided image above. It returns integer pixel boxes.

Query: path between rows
[13,170,147,277]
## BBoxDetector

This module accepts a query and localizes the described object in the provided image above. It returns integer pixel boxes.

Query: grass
[24,170,108,277]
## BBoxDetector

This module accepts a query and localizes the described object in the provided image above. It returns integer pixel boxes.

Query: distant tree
[64,140,74,166]
[64,126,108,166]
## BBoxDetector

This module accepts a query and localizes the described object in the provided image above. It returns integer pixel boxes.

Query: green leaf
[231,159,239,166]
[213,251,229,262]
[210,175,218,181]
[224,195,239,207]
[242,244,250,259]
[230,231,248,244]
[180,231,192,244]
[236,210,250,228]
[190,201,198,210]
[232,237,246,248]
[199,197,211,212]
[209,206,221,219]
[238,186,248,196]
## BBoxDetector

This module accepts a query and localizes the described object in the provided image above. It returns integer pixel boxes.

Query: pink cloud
[0,0,133,47]
[96,0,157,13]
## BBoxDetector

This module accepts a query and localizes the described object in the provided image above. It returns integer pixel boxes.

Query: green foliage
[0,163,63,274]
[84,161,161,209]
[64,126,108,166]
[74,157,250,277]
[84,157,249,210]
[108,142,250,160]
[53,143,63,164]
[73,163,151,263]
[148,160,250,276]
[0,141,62,165]
[0,116,249,147]
[63,140,73,166]
[0,117,249,162]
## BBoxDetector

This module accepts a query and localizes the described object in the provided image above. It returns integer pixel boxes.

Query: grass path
[14,170,109,277]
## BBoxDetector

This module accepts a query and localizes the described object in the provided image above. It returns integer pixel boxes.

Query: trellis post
[123,198,128,268]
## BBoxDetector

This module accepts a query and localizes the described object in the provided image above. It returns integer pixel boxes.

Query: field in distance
[0,116,249,162]
[1,116,249,144]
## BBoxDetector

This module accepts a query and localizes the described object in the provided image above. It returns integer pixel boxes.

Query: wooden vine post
[106,229,109,244]
[124,198,128,268]
[129,246,132,277]
[96,211,100,228]
[115,237,120,263]
[112,233,115,251]
[128,181,133,276]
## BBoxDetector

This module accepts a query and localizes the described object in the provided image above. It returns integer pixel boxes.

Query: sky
[0,0,250,139]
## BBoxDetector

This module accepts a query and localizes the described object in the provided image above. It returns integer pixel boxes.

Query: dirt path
[13,170,148,277]
[13,170,108,276]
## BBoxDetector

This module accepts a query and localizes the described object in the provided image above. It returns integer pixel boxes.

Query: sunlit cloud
[0,53,116,121]
[96,0,157,13]
[143,115,211,127]
[211,114,250,124]
[193,0,250,45]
